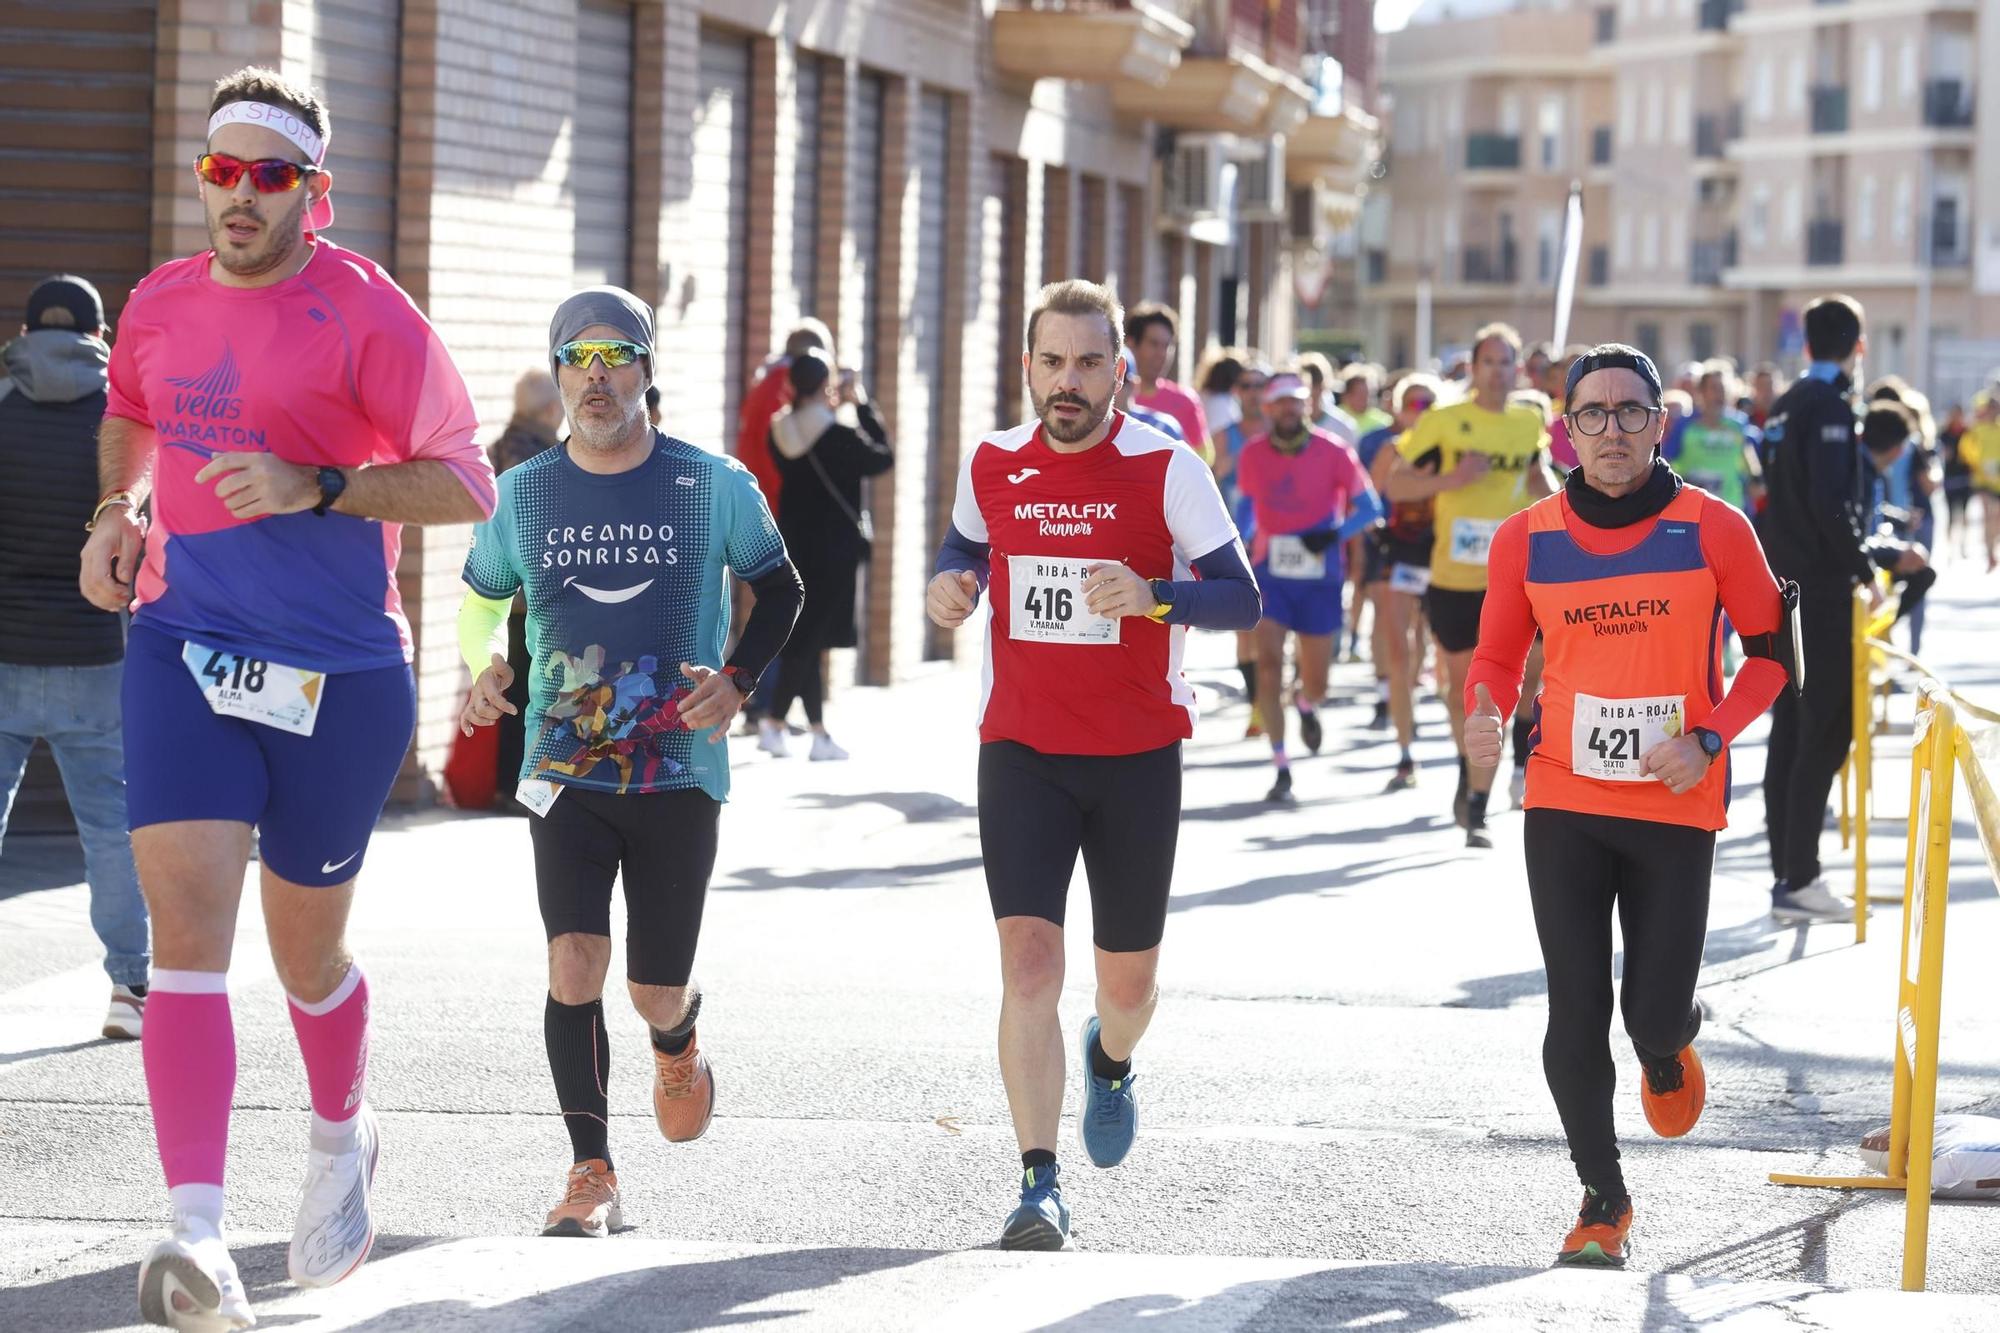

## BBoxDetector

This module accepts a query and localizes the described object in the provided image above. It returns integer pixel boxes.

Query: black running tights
[1523,808,1713,1198]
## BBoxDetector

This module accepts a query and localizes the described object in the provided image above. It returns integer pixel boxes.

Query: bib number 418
[199,650,267,694]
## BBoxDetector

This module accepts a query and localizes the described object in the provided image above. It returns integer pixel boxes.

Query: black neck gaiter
[1565,458,1680,529]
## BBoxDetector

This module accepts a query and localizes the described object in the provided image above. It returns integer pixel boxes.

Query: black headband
[1564,345,1663,405]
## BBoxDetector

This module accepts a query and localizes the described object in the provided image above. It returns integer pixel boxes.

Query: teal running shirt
[462,433,786,801]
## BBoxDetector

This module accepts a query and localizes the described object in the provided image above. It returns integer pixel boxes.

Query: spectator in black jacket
[0,275,150,1036]
[760,349,893,761]
[1756,294,1920,924]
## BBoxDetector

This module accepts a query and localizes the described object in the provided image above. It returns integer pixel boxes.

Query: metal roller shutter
[1106,179,1126,299]
[0,2,157,327]
[991,153,1024,429]
[851,71,886,378]
[572,0,633,289]
[311,0,402,269]
[0,1,156,835]
[789,54,823,324]
[913,90,951,657]
[684,28,751,452]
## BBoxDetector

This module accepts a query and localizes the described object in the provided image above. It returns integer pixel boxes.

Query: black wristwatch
[720,665,756,696]
[1691,727,1723,763]
[312,466,348,516]
[1145,578,1176,623]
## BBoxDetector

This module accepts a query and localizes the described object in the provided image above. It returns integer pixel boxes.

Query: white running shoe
[757,720,790,757]
[138,1220,254,1330]
[809,733,849,762]
[288,1103,379,1288]
[1771,878,1860,924]
[105,984,145,1040]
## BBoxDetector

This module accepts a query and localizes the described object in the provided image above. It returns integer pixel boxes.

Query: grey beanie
[549,285,655,374]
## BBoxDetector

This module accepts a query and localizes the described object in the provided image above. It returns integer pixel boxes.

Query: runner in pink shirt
[1124,301,1212,465]
[74,68,495,1332]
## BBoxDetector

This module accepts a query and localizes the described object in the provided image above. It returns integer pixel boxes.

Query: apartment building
[1366,2,1610,367]
[1,0,1370,826]
[1371,0,2000,387]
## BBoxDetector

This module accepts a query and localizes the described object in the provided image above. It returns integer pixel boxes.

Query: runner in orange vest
[1464,345,1798,1269]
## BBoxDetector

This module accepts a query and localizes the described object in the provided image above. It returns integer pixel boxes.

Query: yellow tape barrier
[1771,617,2000,1293]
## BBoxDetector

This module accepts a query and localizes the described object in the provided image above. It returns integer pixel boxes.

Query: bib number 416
[1021,584,1073,623]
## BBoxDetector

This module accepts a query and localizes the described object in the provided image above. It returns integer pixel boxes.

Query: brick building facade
[2,0,1375,823]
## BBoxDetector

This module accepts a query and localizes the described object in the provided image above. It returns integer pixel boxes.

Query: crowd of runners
[7,61,1997,1331]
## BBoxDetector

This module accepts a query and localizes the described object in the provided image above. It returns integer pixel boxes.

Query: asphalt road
[2,562,1997,1331]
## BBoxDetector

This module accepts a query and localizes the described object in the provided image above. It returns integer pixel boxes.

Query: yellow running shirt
[1964,422,2000,494]
[1396,400,1549,591]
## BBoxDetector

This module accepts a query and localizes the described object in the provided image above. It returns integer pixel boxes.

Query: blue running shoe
[1000,1164,1069,1251]
[1077,1015,1138,1168]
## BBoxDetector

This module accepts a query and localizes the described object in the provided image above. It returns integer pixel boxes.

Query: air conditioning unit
[1234,137,1287,220]
[1163,135,1228,219]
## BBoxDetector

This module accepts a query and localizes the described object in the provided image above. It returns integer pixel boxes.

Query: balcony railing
[1587,246,1609,287]
[1591,126,1612,165]
[1594,6,1615,43]
[1696,0,1739,31]
[1690,232,1737,285]
[1807,218,1843,267]
[1463,243,1519,284]
[1810,85,1848,134]
[1465,133,1521,169]
[1922,79,1974,128]
[1693,103,1742,158]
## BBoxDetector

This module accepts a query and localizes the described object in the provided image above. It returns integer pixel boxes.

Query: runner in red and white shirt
[926,280,1256,1253]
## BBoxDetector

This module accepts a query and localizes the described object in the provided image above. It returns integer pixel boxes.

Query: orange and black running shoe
[1641,1043,1706,1139]
[1554,1189,1632,1268]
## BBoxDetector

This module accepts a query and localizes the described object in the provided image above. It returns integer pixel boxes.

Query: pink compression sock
[143,972,236,1208]
[288,964,371,1135]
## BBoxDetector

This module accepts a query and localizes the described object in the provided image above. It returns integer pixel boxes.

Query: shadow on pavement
[333,1244,930,1332]
[717,856,983,893]
[789,790,973,823]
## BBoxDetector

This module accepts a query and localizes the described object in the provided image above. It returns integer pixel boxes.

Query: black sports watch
[1691,727,1724,763]
[312,466,348,516]
[1145,578,1176,623]
[720,664,757,696]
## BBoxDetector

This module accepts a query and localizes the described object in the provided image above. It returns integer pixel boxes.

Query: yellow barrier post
[1851,590,1871,942]
[1769,683,1960,1293]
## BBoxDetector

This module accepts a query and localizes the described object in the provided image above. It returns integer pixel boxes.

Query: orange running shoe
[1640,1043,1706,1139]
[652,1033,715,1142]
[543,1159,622,1238]
[1554,1190,1632,1268]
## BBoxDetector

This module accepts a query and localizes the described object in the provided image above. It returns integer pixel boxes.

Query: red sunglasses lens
[197,154,306,192]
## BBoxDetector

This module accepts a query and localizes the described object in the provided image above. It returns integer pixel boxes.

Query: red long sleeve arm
[1699,502,1788,744]
[1463,514,1538,719]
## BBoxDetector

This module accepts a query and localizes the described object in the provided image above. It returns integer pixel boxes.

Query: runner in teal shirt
[1671,364,1762,511]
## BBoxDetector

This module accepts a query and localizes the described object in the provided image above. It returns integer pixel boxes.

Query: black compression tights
[1523,808,1714,1199]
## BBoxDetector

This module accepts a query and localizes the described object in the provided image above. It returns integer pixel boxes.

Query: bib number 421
[1586,726,1641,764]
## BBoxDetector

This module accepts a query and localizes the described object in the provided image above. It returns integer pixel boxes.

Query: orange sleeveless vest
[1522,488,1728,830]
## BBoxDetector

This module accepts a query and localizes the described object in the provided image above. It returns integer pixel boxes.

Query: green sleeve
[457,590,513,676]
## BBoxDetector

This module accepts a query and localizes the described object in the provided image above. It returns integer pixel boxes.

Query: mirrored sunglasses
[556,340,648,370]
[195,153,321,193]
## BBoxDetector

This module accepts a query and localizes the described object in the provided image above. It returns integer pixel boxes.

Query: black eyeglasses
[1569,403,1662,437]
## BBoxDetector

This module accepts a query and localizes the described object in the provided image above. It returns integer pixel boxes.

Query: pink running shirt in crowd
[1234,427,1372,568]
[105,241,495,673]
[1135,379,1210,457]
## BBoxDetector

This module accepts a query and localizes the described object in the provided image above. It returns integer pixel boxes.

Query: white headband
[207,102,327,164]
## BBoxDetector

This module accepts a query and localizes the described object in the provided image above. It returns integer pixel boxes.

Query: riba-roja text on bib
[1570,691,1685,782]
[181,642,325,736]
[1389,562,1432,595]
[1007,554,1120,645]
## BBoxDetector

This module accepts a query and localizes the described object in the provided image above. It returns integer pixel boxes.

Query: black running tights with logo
[1524,808,1713,1200]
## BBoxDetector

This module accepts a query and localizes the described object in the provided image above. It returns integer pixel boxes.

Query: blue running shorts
[1255,566,1344,637]
[122,622,415,887]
